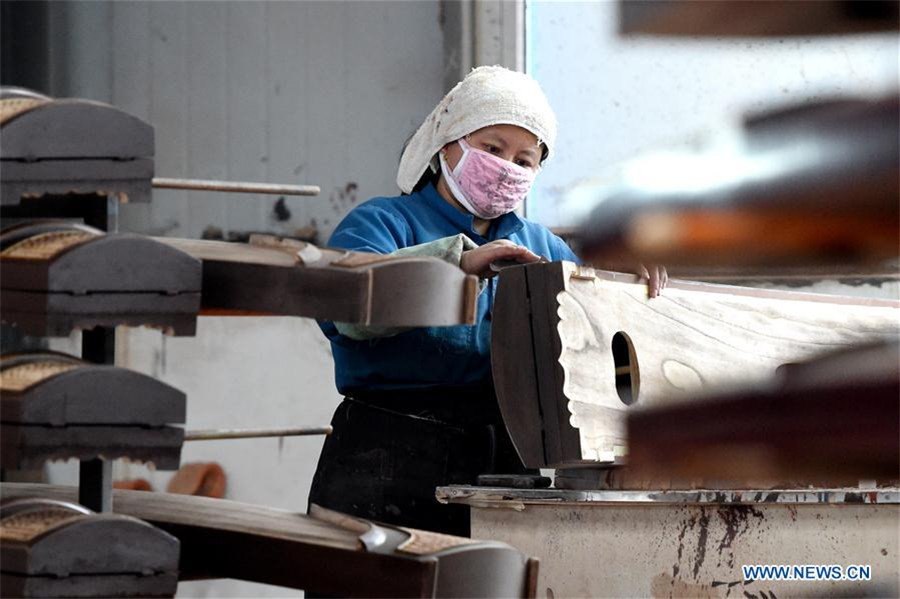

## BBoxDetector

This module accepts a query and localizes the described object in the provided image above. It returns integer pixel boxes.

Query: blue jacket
[320,182,579,392]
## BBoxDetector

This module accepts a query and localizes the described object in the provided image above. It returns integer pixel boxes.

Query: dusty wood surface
[157,236,478,327]
[492,261,900,468]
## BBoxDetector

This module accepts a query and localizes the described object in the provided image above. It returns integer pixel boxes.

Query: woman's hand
[639,263,668,298]
[460,240,542,278]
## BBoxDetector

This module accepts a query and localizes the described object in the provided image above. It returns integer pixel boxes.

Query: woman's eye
[485,145,501,154]
[516,159,533,168]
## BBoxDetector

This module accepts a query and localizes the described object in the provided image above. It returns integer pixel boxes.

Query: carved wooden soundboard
[0,483,537,599]
[492,261,900,469]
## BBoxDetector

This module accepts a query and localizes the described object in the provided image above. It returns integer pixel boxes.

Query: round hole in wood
[612,331,640,406]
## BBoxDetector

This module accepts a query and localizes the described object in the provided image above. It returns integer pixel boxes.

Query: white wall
[526,0,899,226]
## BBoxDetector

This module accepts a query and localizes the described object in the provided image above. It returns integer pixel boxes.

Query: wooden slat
[491,266,545,467]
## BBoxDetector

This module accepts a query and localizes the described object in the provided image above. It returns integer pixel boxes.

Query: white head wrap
[396,65,558,194]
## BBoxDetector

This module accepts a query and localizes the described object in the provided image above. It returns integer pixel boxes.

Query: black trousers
[307,386,528,538]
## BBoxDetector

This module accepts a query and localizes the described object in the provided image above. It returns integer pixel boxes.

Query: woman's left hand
[460,240,542,278]
[639,263,668,298]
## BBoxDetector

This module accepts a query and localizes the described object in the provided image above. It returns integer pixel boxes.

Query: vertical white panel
[112,1,152,234]
[147,1,189,237]
[186,1,229,238]
[110,2,151,120]
[303,0,349,242]
[330,1,384,235]
[225,1,269,236]
[266,0,314,239]
[48,1,113,101]
[374,0,447,193]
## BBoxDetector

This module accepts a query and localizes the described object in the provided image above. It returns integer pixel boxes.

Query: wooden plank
[516,262,592,467]
[492,261,900,468]
[523,263,567,467]
[491,266,544,467]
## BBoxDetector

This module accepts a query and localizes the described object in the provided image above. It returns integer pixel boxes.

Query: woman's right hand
[460,240,542,278]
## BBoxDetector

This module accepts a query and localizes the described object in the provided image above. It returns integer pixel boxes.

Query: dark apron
[307,385,528,538]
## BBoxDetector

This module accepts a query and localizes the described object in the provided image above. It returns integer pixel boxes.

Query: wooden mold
[0,96,154,205]
[491,261,900,469]
[0,497,179,598]
[0,351,186,470]
[1,222,202,336]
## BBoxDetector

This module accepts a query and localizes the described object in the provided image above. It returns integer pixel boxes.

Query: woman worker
[311,66,665,537]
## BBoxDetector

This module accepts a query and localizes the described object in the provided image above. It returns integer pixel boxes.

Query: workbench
[437,485,899,598]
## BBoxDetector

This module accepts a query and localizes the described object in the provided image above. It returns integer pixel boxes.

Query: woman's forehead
[469,124,540,152]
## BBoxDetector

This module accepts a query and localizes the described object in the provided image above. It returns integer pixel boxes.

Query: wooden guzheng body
[492,261,900,469]
[0,484,538,599]
[0,222,202,336]
[0,93,155,204]
[0,497,180,598]
[156,234,479,328]
[0,352,186,469]
[0,222,477,337]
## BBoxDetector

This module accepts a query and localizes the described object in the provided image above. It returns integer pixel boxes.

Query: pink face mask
[438,139,538,220]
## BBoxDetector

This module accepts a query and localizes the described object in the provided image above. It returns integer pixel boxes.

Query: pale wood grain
[554,262,900,462]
